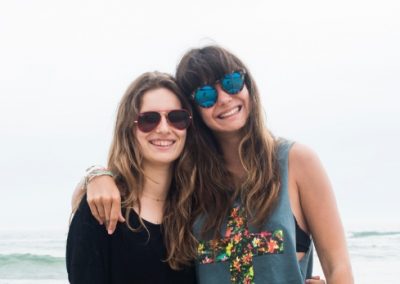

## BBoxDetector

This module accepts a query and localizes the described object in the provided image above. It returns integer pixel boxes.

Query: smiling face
[197,83,251,136]
[176,46,257,140]
[136,88,187,167]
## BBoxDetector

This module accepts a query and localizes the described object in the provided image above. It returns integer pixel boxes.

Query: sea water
[0,228,399,283]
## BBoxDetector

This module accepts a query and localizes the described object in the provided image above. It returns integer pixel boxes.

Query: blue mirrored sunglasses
[191,70,246,108]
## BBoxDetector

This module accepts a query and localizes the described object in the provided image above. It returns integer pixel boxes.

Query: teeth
[150,140,174,147]
[219,106,240,118]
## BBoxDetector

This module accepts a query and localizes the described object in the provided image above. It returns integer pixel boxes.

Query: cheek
[197,108,214,126]
[241,89,252,113]
[134,130,146,150]
[242,86,251,103]
[179,130,187,144]
[245,95,251,111]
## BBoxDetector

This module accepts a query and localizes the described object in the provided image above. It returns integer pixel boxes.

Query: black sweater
[66,198,196,284]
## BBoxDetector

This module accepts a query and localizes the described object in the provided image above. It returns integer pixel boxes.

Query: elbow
[324,262,354,284]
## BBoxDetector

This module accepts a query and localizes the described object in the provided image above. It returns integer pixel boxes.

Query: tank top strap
[276,138,295,194]
[277,138,294,168]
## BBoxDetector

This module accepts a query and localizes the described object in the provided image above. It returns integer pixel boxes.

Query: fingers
[96,198,107,225]
[118,212,126,223]
[103,197,112,230]
[87,196,111,226]
[306,275,325,284]
[85,174,123,233]
[87,197,103,225]
[107,197,123,235]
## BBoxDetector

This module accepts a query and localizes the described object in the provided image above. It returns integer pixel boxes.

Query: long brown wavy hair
[175,46,281,238]
[107,71,197,269]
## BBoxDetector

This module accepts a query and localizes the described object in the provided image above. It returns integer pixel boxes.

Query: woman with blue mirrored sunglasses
[176,46,351,284]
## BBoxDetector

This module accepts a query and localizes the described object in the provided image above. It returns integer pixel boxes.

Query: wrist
[84,165,114,188]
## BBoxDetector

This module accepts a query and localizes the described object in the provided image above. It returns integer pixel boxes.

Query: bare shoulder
[289,143,322,174]
[288,142,331,194]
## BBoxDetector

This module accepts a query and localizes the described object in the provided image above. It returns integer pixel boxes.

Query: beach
[0,227,399,283]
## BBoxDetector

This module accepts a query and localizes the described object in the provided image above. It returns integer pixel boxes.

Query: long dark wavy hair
[175,46,281,238]
[107,71,197,269]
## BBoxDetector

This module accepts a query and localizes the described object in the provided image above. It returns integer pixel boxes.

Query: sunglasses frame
[134,109,192,133]
[191,70,246,108]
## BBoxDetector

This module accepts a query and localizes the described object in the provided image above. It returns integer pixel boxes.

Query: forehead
[191,65,243,91]
[140,88,182,112]
[198,53,241,81]
[198,67,228,85]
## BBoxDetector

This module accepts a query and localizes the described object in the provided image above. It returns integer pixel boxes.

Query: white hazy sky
[0,0,399,231]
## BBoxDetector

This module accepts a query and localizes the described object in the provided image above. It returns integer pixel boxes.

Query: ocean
[0,228,399,283]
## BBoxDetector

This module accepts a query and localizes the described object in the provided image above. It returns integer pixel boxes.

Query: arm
[71,179,85,212]
[290,143,353,284]
[71,173,124,234]
[87,175,124,234]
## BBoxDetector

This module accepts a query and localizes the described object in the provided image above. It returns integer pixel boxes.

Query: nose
[215,84,232,105]
[155,115,170,133]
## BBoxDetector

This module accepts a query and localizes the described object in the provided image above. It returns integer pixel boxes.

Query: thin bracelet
[84,165,114,188]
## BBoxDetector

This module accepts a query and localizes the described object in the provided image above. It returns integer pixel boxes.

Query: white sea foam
[0,228,399,283]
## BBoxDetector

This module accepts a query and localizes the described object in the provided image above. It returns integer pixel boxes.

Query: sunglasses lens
[137,110,190,132]
[168,110,191,130]
[138,112,161,132]
[221,71,245,94]
[194,86,217,108]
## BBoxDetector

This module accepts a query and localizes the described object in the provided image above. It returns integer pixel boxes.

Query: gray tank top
[193,140,313,283]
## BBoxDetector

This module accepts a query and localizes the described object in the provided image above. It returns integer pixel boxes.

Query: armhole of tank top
[284,140,312,253]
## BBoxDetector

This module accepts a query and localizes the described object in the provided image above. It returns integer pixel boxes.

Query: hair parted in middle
[175,46,281,238]
[107,71,197,269]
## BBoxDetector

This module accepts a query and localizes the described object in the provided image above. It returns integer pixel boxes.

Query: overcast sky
[0,0,399,231]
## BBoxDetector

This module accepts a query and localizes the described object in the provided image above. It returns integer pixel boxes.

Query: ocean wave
[0,254,66,279]
[349,231,400,238]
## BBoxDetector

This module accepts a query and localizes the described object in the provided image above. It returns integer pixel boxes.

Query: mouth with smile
[217,106,242,119]
[149,139,176,148]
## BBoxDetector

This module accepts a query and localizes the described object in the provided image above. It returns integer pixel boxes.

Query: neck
[141,162,173,201]
[133,162,173,224]
[214,131,245,183]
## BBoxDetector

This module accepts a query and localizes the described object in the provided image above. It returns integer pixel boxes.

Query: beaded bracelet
[84,165,114,188]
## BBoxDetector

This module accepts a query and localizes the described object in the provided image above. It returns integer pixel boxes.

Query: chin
[152,155,180,165]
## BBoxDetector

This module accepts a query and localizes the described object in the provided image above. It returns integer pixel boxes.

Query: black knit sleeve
[66,196,111,284]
